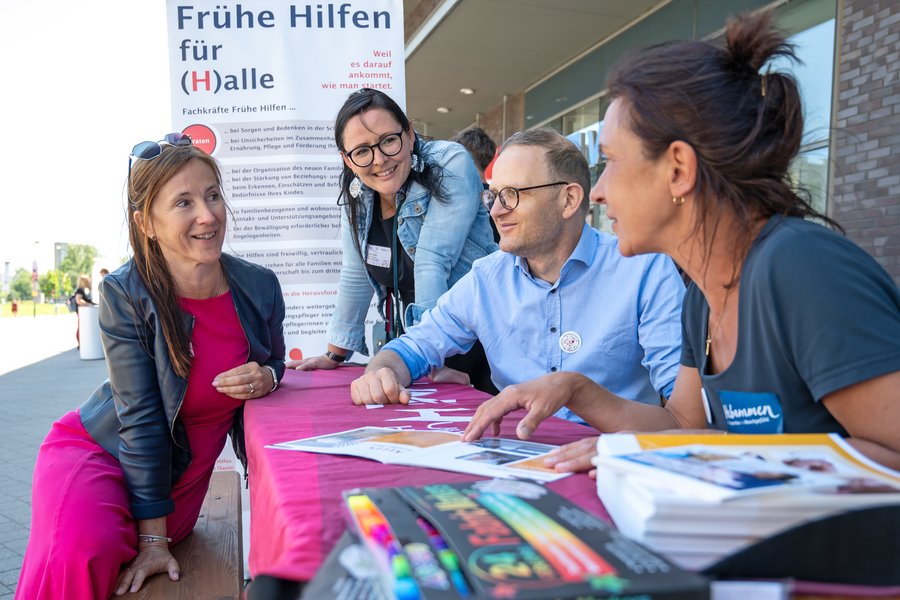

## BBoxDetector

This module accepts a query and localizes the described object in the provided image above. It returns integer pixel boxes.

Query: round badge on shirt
[558,331,582,353]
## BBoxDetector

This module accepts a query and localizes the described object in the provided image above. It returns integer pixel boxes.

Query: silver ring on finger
[249,382,255,395]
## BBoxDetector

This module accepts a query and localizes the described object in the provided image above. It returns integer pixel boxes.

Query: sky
[0,1,171,279]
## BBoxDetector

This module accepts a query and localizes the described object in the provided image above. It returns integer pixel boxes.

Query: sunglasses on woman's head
[127,133,194,204]
[128,132,193,182]
[131,133,193,161]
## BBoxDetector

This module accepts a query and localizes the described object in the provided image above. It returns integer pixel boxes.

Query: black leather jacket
[79,253,285,520]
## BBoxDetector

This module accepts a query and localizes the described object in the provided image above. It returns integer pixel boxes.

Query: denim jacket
[329,138,498,357]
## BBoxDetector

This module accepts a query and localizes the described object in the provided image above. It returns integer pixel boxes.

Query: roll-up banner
[166,1,405,361]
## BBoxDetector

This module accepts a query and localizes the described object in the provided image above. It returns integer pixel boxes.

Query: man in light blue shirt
[350,128,685,422]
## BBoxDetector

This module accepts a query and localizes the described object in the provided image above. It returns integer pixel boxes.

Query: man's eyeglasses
[344,131,404,168]
[481,181,568,211]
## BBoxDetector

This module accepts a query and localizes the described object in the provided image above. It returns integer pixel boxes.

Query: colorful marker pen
[346,494,422,600]
[417,516,471,597]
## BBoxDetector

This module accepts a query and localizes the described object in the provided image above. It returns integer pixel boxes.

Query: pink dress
[17,291,248,599]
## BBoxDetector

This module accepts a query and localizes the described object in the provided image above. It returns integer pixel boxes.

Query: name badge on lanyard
[366,244,391,269]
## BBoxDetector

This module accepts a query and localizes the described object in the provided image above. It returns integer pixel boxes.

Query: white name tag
[366,244,391,269]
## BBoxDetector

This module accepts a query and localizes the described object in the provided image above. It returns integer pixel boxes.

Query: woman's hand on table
[545,436,600,479]
[287,354,340,371]
[213,361,275,399]
[351,367,411,405]
[461,372,584,442]
[114,543,179,595]
[543,431,725,481]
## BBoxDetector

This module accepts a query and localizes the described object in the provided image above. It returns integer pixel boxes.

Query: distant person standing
[74,274,96,348]
[450,127,497,186]
[451,127,500,243]
[11,300,18,317]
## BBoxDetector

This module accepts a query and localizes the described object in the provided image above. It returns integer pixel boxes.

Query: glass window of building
[769,15,835,215]
[537,0,835,231]
[544,97,611,231]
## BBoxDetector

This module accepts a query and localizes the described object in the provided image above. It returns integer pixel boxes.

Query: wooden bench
[132,470,244,599]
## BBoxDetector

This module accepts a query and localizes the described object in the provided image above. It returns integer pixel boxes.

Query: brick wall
[477,93,525,145]
[404,0,443,40]
[832,0,900,284]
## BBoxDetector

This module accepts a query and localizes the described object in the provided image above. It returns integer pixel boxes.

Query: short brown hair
[450,127,497,172]
[500,128,591,213]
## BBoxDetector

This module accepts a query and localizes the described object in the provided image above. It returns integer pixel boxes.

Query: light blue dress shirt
[384,223,685,422]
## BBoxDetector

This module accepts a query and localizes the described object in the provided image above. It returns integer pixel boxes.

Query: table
[243,366,609,582]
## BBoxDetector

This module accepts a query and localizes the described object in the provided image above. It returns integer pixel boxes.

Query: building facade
[405,0,900,283]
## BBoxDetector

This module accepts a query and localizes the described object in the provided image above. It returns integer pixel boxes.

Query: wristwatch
[324,350,347,364]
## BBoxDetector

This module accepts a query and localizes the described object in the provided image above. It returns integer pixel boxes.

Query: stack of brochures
[593,433,900,575]
[307,479,709,599]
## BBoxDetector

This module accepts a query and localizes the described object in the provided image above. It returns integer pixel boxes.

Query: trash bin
[78,305,104,360]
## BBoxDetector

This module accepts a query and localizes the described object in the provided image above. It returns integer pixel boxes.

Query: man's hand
[351,367,411,405]
[461,372,585,442]
[544,436,599,478]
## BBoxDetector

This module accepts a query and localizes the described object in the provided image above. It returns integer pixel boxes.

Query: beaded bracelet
[138,534,172,544]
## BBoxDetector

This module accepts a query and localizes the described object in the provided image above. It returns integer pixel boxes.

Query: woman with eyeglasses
[462,11,900,472]
[17,136,285,598]
[287,88,499,392]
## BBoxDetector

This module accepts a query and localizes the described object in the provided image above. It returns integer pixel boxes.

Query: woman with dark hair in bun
[462,10,900,472]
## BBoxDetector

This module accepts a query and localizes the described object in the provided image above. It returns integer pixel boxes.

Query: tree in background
[38,269,68,300]
[60,244,98,288]
[8,268,32,301]
[59,270,74,297]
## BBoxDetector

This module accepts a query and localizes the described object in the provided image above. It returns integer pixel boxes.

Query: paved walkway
[0,313,256,597]
[0,314,108,597]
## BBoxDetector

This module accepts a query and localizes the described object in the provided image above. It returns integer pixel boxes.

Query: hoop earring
[672,196,685,206]
[410,152,424,173]
[349,175,362,199]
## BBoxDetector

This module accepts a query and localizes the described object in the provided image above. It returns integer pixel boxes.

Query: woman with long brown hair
[17,134,285,598]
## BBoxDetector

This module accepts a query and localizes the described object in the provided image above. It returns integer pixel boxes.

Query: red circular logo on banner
[182,124,217,155]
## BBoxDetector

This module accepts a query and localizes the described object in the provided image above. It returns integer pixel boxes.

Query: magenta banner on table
[243,366,609,581]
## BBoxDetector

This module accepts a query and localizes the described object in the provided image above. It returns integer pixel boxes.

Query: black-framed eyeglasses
[481,181,569,211]
[343,131,404,168]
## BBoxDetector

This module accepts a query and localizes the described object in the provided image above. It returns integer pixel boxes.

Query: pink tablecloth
[244,366,609,581]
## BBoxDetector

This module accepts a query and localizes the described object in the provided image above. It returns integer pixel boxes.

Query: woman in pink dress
[16,134,286,598]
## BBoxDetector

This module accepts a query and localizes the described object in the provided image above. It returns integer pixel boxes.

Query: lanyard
[389,213,402,339]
